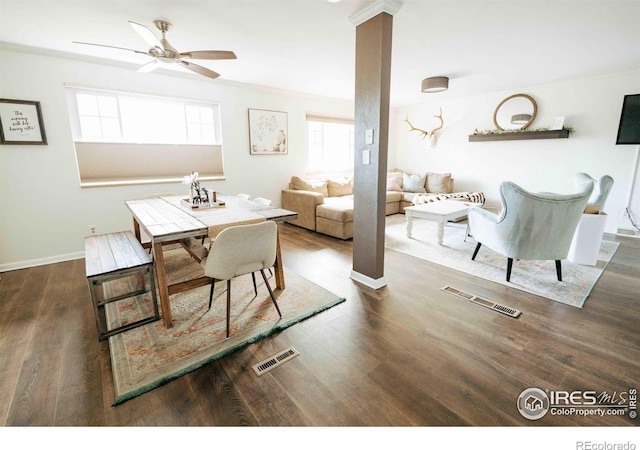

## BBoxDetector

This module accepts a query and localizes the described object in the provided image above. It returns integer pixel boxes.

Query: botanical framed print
[0,99,47,145]
[248,108,287,154]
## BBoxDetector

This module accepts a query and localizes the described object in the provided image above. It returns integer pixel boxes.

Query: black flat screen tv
[616,94,640,145]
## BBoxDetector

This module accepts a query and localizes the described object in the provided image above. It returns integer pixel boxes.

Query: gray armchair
[468,180,593,282]
[567,173,614,265]
[574,172,614,212]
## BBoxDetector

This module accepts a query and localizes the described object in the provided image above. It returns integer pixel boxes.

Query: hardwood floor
[1,222,639,428]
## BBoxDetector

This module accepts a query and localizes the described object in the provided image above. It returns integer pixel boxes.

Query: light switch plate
[362,150,370,165]
[365,129,374,145]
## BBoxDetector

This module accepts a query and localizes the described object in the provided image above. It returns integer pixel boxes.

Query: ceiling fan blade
[179,50,237,60]
[137,60,159,73]
[178,61,220,79]
[73,41,149,56]
[129,21,164,51]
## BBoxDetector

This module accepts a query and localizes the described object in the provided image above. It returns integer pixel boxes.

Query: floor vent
[441,286,521,318]
[252,347,300,376]
[616,227,639,238]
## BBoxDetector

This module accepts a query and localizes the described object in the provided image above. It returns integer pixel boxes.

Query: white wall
[391,70,640,233]
[0,45,354,270]
[2,44,638,270]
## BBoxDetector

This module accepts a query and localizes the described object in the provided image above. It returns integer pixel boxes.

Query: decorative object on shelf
[404,108,444,148]
[493,93,537,131]
[421,76,449,93]
[248,108,288,155]
[550,116,565,131]
[472,126,574,136]
[0,98,47,145]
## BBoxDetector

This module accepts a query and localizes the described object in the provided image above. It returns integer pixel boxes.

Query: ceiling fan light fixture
[421,76,449,93]
[156,55,175,64]
[75,20,236,80]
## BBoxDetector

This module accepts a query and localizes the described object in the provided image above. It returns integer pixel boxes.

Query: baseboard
[350,270,387,290]
[0,251,85,273]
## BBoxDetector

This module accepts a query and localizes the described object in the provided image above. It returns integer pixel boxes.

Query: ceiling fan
[73,20,236,79]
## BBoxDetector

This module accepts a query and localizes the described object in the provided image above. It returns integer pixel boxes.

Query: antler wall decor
[404,108,444,148]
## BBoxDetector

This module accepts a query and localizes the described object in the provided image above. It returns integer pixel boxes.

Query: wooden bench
[85,231,160,340]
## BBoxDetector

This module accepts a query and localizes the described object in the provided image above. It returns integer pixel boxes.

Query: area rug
[104,248,346,405]
[384,214,619,308]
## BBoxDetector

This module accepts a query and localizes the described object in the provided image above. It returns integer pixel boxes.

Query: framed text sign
[248,108,287,155]
[0,99,47,145]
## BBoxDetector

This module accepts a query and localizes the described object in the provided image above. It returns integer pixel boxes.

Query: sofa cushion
[317,196,354,222]
[290,176,329,197]
[327,176,353,197]
[386,171,403,192]
[426,172,452,194]
[402,172,427,193]
[386,191,403,202]
[402,192,418,203]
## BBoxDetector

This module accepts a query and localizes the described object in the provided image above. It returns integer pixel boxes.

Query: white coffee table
[405,200,474,245]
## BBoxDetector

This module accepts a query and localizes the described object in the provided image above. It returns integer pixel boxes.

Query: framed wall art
[0,99,47,145]
[248,108,287,155]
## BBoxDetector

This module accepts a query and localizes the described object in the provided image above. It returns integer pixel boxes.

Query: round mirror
[493,93,537,131]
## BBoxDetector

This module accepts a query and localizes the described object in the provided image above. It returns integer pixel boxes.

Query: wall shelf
[468,129,570,142]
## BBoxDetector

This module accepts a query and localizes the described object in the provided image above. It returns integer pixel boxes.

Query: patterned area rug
[104,248,345,405]
[385,214,619,308]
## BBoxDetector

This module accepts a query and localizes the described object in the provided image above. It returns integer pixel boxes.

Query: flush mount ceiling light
[421,76,449,93]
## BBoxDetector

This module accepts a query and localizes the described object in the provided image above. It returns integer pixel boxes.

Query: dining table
[125,194,298,328]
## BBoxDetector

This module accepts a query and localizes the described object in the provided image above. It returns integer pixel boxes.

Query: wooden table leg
[274,230,285,290]
[153,241,173,328]
[133,218,141,242]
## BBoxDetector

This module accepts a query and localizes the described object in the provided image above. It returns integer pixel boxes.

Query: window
[69,87,221,144]
[76,93,121,139]
[66,86,224,187]
[306,114,354,173]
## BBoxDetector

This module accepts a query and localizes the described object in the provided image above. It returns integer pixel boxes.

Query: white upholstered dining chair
[468,180,593,282]
[253,196,275,276]
[200,220,281,338]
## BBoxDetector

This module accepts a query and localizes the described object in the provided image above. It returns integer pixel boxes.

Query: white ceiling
[1,0,639,107]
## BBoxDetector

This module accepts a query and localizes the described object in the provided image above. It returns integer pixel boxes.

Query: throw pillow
[327,176,353,197]
[386,171,403,192]
[290,176,329,197]
[402,172,427,193]
[426,172,452,194]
